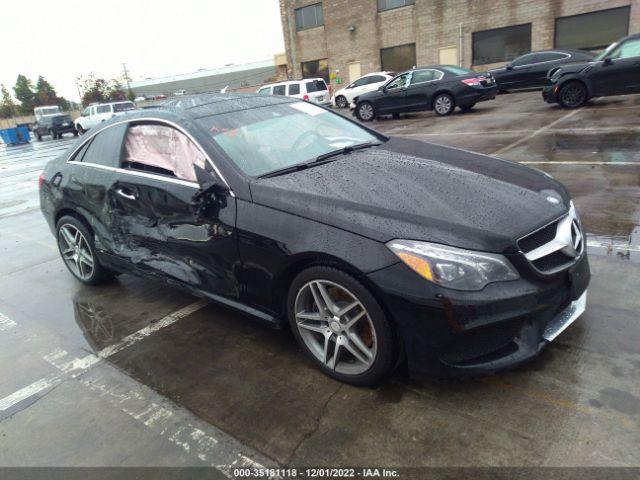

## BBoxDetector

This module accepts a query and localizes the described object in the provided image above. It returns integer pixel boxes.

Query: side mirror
[505,64,514,71]
[603,57,613,66]
[193,164,229,198]
[378,86,384,92]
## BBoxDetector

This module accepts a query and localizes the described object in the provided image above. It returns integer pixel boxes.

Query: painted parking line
[394,125,640,137]
[0,299,210,412]
[492,108,583,156]
[0,312,17,331]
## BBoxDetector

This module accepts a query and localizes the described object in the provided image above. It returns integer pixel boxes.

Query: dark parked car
[354,65,497,120]
[33,106,77,140]
[490,49,594,91]
[543,34,640,108]
[39,94,589,385]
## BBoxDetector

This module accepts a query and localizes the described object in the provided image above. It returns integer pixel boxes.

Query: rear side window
[305,80,327,92]
[410,70,435,84]
[80,124,128,167]
[121,124,206,182]
[273,85,286,95]
[288,83,301,95]
[69,140,92,162]
[540,52,568,62]
[96,105,111,114]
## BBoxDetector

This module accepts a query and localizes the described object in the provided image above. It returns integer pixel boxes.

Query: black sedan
[543,33,640,108]
[39,94,589,385]
[354,65,497,120]
[489,49,594,91]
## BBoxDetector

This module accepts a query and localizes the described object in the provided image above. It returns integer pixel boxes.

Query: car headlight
[387,240,519,291]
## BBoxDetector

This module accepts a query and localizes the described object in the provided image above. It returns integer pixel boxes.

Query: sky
[1,0,285,102]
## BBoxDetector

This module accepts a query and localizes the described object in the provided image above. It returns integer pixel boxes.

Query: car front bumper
[367,251,590,377]
[542,85,559,103]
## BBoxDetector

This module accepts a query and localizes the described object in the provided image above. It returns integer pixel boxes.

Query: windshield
[197,101,379,177]
[442,65,475,76]
[113,102,135,112]
[594,42,618,61]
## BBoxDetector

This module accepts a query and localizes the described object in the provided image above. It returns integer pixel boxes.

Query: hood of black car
[552,61,594,76]
[250,137,570,253]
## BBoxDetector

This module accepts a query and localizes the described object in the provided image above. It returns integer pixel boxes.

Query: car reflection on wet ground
[0,91,638,470]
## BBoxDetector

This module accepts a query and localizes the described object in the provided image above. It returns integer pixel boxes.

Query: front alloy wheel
[288,267,395,385]
[356,102,375,122]
[559,81,587,109]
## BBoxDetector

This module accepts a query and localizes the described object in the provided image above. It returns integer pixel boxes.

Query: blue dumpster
[0,126,30,146]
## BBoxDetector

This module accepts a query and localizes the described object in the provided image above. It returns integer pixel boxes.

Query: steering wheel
[292,130,325,152]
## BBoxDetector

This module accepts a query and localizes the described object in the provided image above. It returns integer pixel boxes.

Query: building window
[555,6,630,51]
[378,0,414,12]
[301,58,329,82]
[295,3,324,31]
[472,23,532,65]
[380,44,416,72]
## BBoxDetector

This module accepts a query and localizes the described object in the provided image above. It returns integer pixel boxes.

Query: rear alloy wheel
[335,95,348,109]
[433,93,455,116]
[558,81,587,109]
[288,267,396,385]
[56,216,110,285]
[356,102,375,122]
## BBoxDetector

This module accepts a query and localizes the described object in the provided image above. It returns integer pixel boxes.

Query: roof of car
[262,78,326,87]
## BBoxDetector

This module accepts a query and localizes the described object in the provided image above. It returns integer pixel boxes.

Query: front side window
[96,105,111,114]
[472,23,531,65]
[197,102,379,177]
[385,72,410,90]
[555,6,630,51]
[301,59,329,83]
[122,124,206,182]
[380,44,416,72]
[295,3,323,31]
[609,38,640,59]
[82,107,91,117]
[258,87,271,95]
[540,52,568,62]
[273,85,286,95]
[378,0,414,12]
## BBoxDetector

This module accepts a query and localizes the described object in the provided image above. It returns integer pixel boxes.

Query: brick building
[279,0,640,87]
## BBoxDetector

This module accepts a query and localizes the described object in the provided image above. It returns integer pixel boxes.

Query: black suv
[33,106,78,140]
[543,34,640,108]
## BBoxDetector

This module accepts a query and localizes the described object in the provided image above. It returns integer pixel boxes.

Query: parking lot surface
[0,91,638,470]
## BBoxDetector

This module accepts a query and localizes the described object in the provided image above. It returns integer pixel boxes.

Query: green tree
[0,84,17,119]
[13,75,37,115]
[35,76,58,106]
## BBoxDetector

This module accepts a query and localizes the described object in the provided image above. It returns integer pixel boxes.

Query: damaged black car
[39,94,589,385]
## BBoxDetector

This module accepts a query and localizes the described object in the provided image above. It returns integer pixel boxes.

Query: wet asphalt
[0,91,638,469]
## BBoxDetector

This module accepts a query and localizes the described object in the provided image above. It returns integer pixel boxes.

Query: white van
[75,101,136,134]
[257,78,331,106]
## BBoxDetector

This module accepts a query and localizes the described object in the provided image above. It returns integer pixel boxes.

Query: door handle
[116,188,137,201]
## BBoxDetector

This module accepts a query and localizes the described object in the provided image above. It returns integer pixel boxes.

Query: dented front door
[107,172,240,299]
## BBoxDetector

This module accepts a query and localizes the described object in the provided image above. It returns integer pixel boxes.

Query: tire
[392,112,401,120]
[558,81,588,109]
[335,95,348,109]
[50,130,57,140]
[355,101,376,122]
[36,131,42,141]
[460,103,475,112]
[287,266,396,386]
[56,215,110,285]
[77,124,85,135]
[73,129,78,137]
[433,93,455,116]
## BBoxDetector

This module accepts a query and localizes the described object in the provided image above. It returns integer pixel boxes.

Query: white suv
[332,72,395,109]
[75,101,136,134]
[257,78,331,106]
